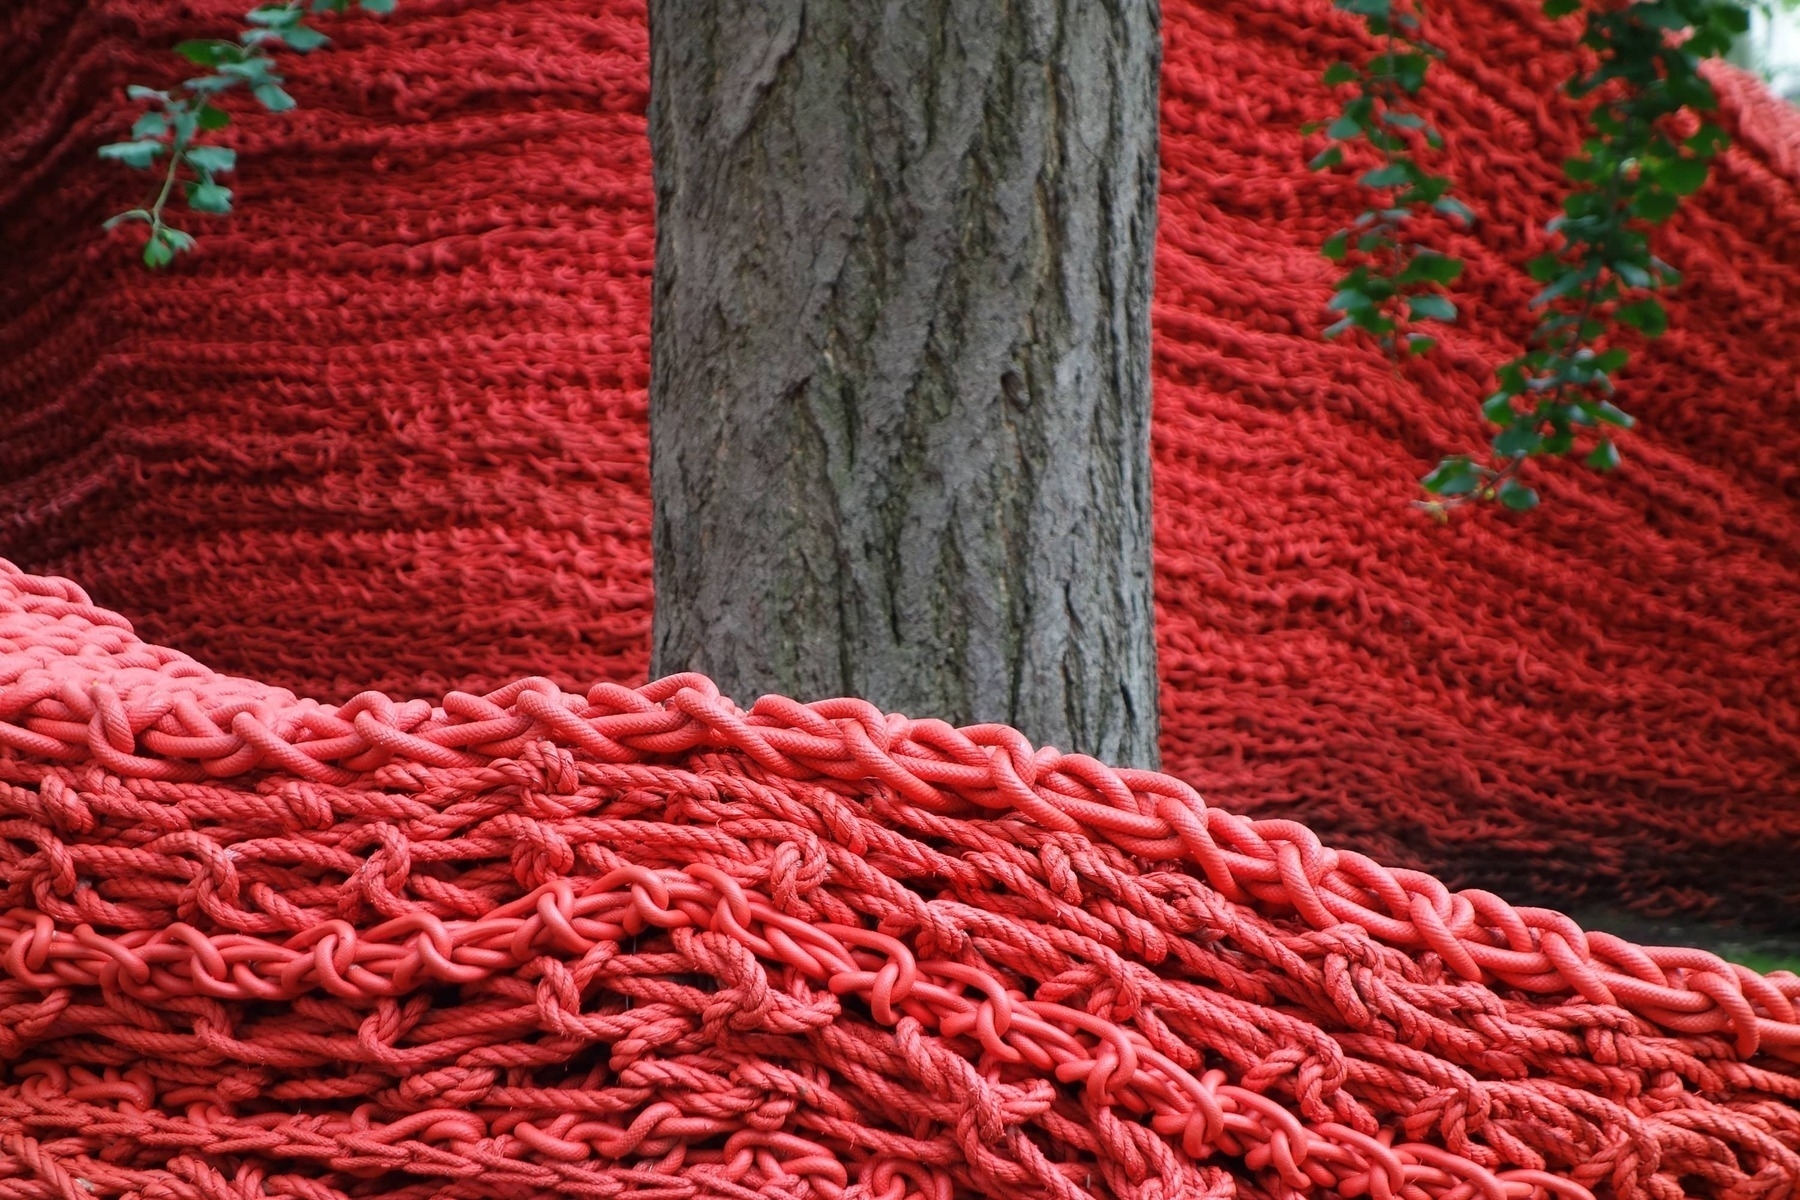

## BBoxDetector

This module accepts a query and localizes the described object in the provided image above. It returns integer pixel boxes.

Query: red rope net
[1,561,1797,1200]
[1,0,1796,926]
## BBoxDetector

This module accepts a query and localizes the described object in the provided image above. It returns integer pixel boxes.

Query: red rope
[2,0,1796,928]
[0,560,1795,1200]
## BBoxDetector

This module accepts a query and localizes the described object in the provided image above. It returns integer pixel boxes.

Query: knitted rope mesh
[1,560,1798,1200]
[2,0,1796,926]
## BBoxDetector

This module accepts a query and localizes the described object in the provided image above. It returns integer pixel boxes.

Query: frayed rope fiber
[2,0,1797,927]
[0,560,1797,1200]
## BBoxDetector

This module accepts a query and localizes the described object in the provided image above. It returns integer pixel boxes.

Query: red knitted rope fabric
[0,559,1797,1200]
[0,0,1797,925]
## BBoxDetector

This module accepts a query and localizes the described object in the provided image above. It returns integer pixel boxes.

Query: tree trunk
[646,0,1162,767]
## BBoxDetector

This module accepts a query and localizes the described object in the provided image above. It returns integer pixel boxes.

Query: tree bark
[647,0,1162,766]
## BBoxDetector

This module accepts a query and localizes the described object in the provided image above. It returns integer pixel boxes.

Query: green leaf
[253,83,297,111]
[1526,253,1563,283]
[131,112,169,139]
[1595,401,1636,428]
[1309,145,1345,171]
[1686,123,1730,158]
[359,0,397,12]
[1595,347,1629,373]
[184,74,240,95]
[126,85,171,103]
[220,58,279,82]
[1360,163,1413,189]
[1585,440,1621,471]
[1493,425,1542,457]
[1406,334,1436,356]
[1398,253,1464,285]
[1632,187,1680,223]
[248,4,302,25]
[98,140,164,169]
[174,39,241,66]
[1616,298,1668,337]
[1328,288,1373,313]
[1407,294,1457,322]
[1422,457,1480,496]
[183,145,237,173]
[1635,5,1693,30]
[1323,62,1360,86]
[1542,0,1581,15]
[1382,111,1426,130]
[1497,478,1539,511]
[142,227,194,267]
[1530,268,1587,309]
[1326,114,1363,140]
[1482,392,1516,426]
[1562,155,1598,184]
[196,104,232,131]
[1654,157,1709,197]
[1394,60,1429,94]
[1322,231,1350,261]
[1433,196,1475,224]
[186,180,233,213]
[281,24,329,51]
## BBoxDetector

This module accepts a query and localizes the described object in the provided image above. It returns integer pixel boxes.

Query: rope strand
[0,560,1795,1200]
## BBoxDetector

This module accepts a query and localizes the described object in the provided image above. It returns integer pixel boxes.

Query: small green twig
[1309,0,1472,359]
[1418,0,1750,512]
[101,0,395,267]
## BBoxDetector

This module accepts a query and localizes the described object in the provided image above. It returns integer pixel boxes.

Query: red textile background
[1,0,1796,922]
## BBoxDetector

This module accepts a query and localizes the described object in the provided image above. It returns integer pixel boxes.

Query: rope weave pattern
[1,561,1796,1200]
[2,0,1797,925]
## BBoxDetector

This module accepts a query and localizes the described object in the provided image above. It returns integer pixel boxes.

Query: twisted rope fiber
[2,0,1797,924]
[1,562,1797,1200]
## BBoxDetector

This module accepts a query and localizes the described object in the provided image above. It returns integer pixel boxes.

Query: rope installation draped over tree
[1,0,1796,926]
[0,560,1796,1200]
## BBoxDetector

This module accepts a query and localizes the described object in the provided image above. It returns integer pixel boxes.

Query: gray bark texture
[647,0,1163,767]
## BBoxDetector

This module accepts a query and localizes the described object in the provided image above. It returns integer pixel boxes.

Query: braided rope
[5,0,1798,929]
[0,562,1794,1057]
[1,560,1797,1200]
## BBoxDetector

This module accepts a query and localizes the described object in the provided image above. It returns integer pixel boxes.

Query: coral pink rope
[0,561,1795,1200]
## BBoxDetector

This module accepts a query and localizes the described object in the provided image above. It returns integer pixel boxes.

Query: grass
[1568,906,1800,977]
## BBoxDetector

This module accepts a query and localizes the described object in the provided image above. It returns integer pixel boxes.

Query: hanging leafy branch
[1308,0,1474,359]
[101,0,394,268]
[1421,0,1749,513]
[1311,0,1753,512]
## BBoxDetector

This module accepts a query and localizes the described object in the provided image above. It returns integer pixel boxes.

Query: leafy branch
[101,0,394,268]
[1308,0,1474,358]
[1311,0,1755,512]
[1420,0,1749,513]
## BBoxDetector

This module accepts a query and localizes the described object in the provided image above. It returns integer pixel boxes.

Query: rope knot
[265,779,334,830]
[768,837,829,913]
[398,1066,497,1107]
[38,771,95,835]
